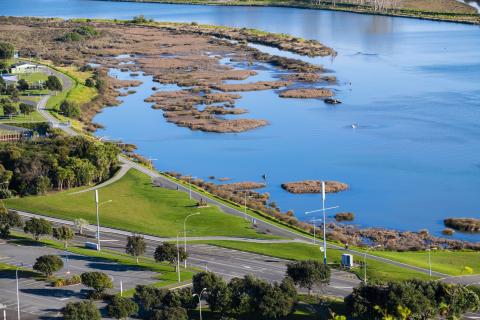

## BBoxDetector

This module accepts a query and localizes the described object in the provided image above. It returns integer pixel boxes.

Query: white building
[1,74,18,86]
[10,63,39,74]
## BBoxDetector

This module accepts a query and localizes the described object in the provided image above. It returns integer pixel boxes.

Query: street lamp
[187,176,197,200]
[64,251,70,275]
[184,212,201,268]
[16,266,20,320]
[363,245,382,284]
[193,288,207,320]
[95,189,112,251]
[0,303,6,320]
[176,233,181,283]
[427,245,437,278]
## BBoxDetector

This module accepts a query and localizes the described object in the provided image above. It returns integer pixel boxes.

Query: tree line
[0,135,119,197]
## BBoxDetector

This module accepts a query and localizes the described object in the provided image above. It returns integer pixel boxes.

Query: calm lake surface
[2,0,479,240]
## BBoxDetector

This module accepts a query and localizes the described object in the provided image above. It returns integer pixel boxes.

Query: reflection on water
[2,0,480,241]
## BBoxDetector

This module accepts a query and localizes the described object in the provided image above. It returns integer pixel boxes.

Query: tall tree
[286,260,331,294]
[0,42,14,60]
[81,271,113,295]
[154,242,187,266]
[24,217,52,240]
[53,225,74,248]
[125,234,146,263]
[74,218,89,235]
[107,296,139,320]
[45,75,63,91]
[0,207,22,238]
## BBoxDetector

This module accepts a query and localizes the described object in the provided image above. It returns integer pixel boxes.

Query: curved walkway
[69,162,133,195]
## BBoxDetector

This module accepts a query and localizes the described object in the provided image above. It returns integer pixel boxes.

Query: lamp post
[363,245,382,284]
[94,189,112,251]
[64,251,70,275]
[16,267,20,320]
[176,234,181,283]
[188,176,197,200]
[184,212,201,268]
[193,288,207,320]
[427,245,437,278]
[0,303,6,320]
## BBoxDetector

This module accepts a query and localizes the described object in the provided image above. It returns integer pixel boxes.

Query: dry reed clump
[444,218,480,232]
[279,88,334,99]
[281,180,349,194]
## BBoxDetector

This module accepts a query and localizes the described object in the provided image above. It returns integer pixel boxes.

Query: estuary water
[1,0,479,240]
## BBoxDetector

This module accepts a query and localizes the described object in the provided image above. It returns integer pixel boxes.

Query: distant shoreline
[95,0,480,25]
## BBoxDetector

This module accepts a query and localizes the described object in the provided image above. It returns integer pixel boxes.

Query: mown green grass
[193,240,433,283]
[0,110,45,123]
[6,169,275,239]
[370,250,480,276]
[17,72,48,83]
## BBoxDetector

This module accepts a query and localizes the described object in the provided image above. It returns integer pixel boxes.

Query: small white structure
[1,74,18,86]
[341,253,354,268]
[11,63,39,74]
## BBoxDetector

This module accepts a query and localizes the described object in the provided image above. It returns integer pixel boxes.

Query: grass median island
[6,169,276,239]
[192,240,433,282]
[370,250,480,276]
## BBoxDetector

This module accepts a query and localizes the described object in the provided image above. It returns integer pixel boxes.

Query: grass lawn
[370,250,480,276]
[0,110,45,123]
[17,72,48,83]
[6,169,275,239]
[193,240,433,283]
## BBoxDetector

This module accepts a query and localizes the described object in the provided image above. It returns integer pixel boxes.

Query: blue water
[2,0,479,241]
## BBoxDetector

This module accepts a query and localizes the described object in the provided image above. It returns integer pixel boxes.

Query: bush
[45,75,63,91]
[85,78,95,87]
[0,42,14,60]
[81,271,113,294]
[334,212,354,221]
[63,301,101,320]
[107,296,138,319]
[154,242,187,265]
[24,217,52,240]
[2,103,18,116]
[17,79,29,91]
[60,100,81,118]
[286,260,331,294]
[33,255,64,277]
[19,103,35,115]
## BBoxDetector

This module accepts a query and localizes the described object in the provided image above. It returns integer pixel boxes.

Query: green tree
[63,301,101,320]
[0,42,14,60]
[107,296,139,319]
[192,271,225,294]
[154,242,187,265]
[60,100,80,118]
[33,255,64,277]
[34,175,50,195]
[286,260,331,294]
[85,78,95,87]
[0,207,22,238]
[151,307,187,320]
[19,103,35,115]
[17,79,29,91]
[53,225,74,248]
[81,271,113,294]
[45,75,63,91]
[2,103,18,116]
[24,217,52,240]
[126,234,146,263]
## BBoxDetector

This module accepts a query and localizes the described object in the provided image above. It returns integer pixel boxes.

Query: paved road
[0,240,158,318]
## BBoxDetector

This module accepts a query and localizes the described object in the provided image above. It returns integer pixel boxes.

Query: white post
[322,181,327,265]
[3,308,6,320]
[312,219,316,245]
[428,247,432,278]
[95,190,101,251]
[363,251,367,284]
[244,191,247,220]
[120,280,123,297]
[184,213,200,268]
[189,176,192,200]
[199,296,202,320]
[16,268,20,320]
[176,235,181,283]
[65,253,70,275]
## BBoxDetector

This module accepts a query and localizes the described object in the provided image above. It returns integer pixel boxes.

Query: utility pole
[322,181,327,265]
[95,189,100,251]
[16,267,20,320]
[184,212,200,268]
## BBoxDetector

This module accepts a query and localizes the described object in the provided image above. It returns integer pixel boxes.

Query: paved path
[69,162,133,195]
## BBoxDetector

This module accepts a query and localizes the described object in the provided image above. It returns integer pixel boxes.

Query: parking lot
[0,240,158,318]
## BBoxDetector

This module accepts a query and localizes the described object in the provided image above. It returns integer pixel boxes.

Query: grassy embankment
[104,0,479,24]
[6,169,277,239]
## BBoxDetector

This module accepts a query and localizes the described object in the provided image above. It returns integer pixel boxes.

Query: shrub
[107,296,138,319]
[0,42,14,60]
[334,212,354,221]
[33,255,64,277]
[24,217,52,240]
[81,271,113,294]
[63,301,101,320]
[45,75,63,91]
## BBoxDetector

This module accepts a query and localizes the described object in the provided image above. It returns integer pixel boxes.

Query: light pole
[305,183,339,265]
[0,303,6,320]
[176,234,181,283]
[184,212,201,268]
[188,176,197,200]
[193,288,207,320]
[64,251,70,275]
[308,218,324,245]
[94,189,112,251]
[363,245,381,284]
[428,246,437,278]
[16,267,20,320]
